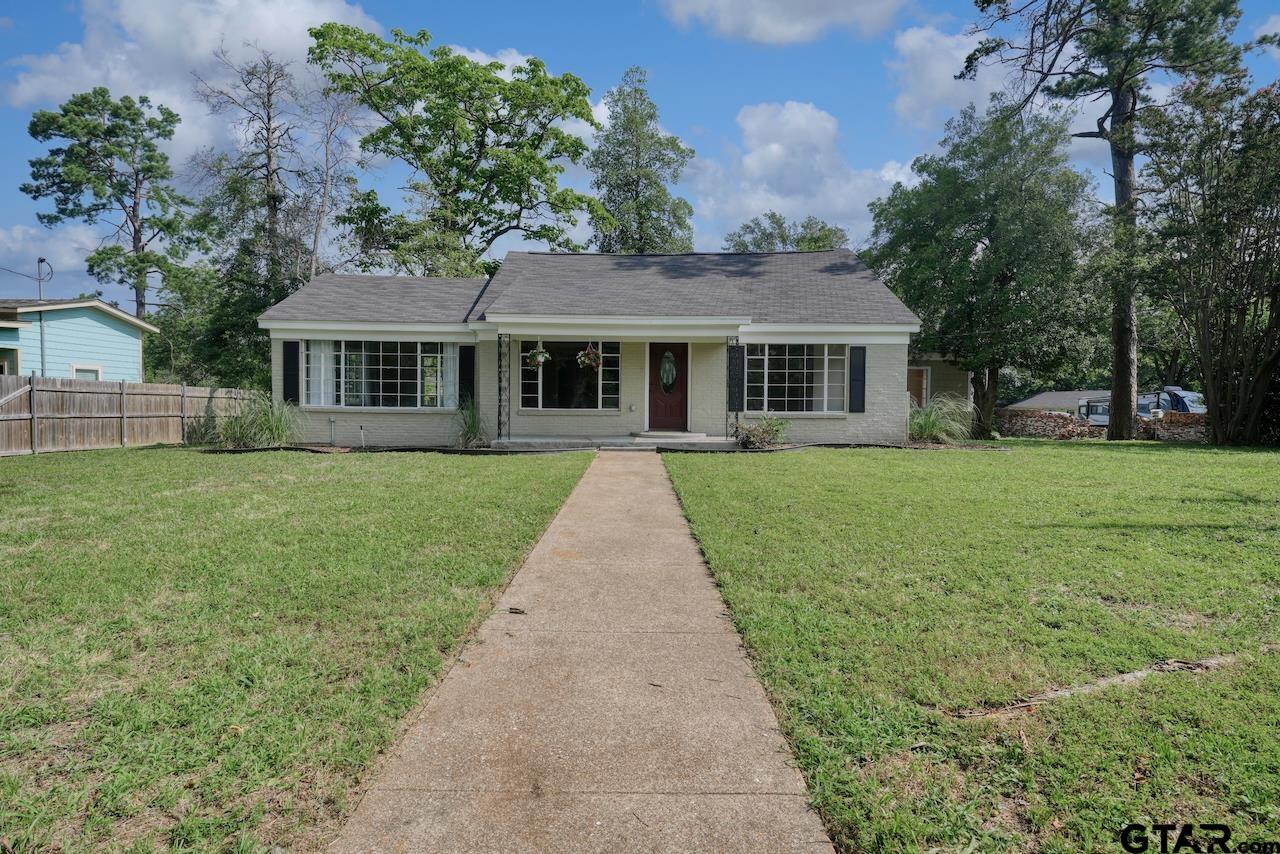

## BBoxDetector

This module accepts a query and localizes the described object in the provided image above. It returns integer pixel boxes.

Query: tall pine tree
[587,67,695,254]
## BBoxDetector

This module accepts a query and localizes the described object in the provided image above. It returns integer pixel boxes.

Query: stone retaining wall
[996,407,1209,442]
[1139,412,1209,443]
[995,408,1105,439]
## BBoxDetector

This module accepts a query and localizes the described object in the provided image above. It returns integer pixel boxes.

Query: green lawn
[0,447,590,851]
[665,442,1280,853]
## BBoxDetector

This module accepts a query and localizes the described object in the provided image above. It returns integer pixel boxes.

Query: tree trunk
[310,141,331,280]
[1107,85,1139,440]
[970,365,1000,438]
[131,176,146,318]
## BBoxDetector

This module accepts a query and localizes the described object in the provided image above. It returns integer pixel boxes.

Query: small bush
[455,395,487,448]
[909,395,973,444]
[736,414,789,449]
[217,394,298,449]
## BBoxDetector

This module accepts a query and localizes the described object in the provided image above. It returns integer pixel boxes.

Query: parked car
[1078,386,1206,426]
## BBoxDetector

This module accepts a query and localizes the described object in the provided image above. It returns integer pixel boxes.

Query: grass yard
[0,447,590,851]
[665,441,1280,853]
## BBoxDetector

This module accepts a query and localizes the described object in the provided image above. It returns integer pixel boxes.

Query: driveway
[332,450,833,853]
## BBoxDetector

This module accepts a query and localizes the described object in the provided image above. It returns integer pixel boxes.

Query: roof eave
[14,300,158,333]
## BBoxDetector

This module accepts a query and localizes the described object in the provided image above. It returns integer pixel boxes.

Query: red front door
[648,343,688,430]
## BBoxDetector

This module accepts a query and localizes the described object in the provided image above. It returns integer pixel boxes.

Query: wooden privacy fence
[0,375,251,457]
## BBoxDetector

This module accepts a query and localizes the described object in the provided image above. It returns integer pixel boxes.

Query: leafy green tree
[722,211,848,252]
[586,67,693,253]
[22,87,196,318]
[961,0,1245,439]
[866,101,1097,437]
[1141,74,1280,444]
[1137,297,1196,390]
[309,24,603,275]
[143,263,219,384]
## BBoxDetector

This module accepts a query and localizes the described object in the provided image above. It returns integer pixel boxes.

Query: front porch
[491,332,739,443]
[491,430,740,451]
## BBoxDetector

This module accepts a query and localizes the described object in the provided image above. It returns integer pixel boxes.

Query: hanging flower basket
[525,347,552,368]
[576,345,603,372]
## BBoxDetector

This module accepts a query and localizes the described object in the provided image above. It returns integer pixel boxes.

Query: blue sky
[1,0,1277,303]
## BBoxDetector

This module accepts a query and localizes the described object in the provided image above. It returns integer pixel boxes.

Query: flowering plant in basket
[576,344,603,371]
[525,347,551,368]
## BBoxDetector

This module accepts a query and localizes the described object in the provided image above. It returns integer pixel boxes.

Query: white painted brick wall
[737,343,909,445]
[272,338,909,446]
[271,338,459,446]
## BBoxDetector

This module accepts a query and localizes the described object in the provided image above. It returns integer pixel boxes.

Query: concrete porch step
[632,430,708,439]
[491,434,740,451]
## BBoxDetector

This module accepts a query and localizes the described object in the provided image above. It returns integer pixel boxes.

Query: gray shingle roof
[1008,390,1110,411]
[472,249,918,324]
[258,251,919,326]
[259,275,488,323]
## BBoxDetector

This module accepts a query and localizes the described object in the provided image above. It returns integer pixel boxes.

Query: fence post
[28,375,38,455]
[120,380,128,447]
[180,384,187,443]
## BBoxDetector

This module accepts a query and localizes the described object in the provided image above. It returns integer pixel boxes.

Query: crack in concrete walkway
[331,451,833,853]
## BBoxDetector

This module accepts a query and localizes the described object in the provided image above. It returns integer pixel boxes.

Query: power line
[0,259,55,297]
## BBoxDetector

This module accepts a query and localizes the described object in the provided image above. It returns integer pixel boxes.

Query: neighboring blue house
[0,298,157,381]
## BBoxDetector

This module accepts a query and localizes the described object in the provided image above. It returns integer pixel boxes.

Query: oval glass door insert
[660,351,677,392]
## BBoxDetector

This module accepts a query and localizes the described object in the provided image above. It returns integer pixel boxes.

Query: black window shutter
[726,345,745,412]
[458,344,476,403]
[282,341,300,404]
[848,346,866,413]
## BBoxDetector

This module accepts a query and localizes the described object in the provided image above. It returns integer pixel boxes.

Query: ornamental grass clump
[455,395,487,448]
[908,395,973,444]
[217,394,299,449]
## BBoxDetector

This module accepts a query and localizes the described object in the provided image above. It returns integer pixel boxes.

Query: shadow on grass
[1175,488,1273,506]
[1028,520,1277,532]
[1002,438,1280,457]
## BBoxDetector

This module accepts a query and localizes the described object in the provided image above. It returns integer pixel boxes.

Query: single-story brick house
[0,298,157,380]
[259,249,967,447]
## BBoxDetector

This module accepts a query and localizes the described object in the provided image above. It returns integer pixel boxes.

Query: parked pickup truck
[1078,386,1207,426]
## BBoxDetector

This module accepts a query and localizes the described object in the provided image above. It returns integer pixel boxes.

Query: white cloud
[889,26,1006,129]
[2,0,380,295]
[446,44,612,145]
[6,0,380,163]
[446,45,534,80]
[662,0,907,43]
[1257,15,1280,59]
[0,224,106,300]
[687,101,910,249]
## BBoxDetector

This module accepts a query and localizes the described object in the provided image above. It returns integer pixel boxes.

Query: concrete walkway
[332,451,833,853]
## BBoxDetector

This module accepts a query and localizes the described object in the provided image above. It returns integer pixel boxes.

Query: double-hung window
[520,340,620,410]
[303,340,458,408]
[745,344,846,412]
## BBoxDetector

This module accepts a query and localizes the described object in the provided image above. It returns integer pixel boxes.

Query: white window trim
[518,339,621,412]
[744,344,848,415]
[70,363,103,381]
[304,340,458,411]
